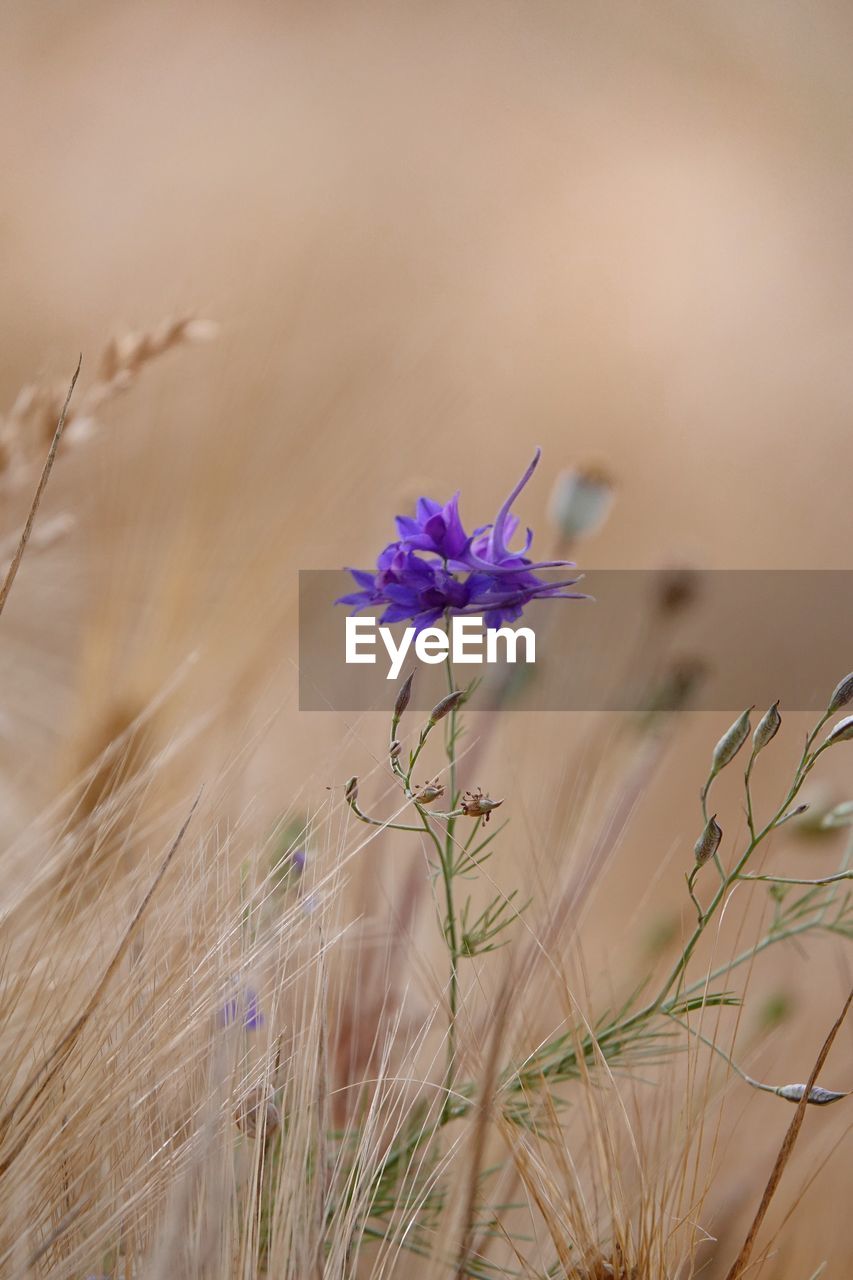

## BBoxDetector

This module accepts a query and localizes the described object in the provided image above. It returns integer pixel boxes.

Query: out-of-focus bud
[821,800,853,829]
[236,1085,283,1138]
[393,673,415,723]
[548,464,614,544]
[711,708,753,775]
[654,565,702,617]
[753,701,782,753]
[389,739,402,761]
[827,671,853,715]
[824,715,853,747]
[694,815,722,866]
[775,1082,848,1106]
[428,690,466,725]
[345,776,358,802]
[644,656,709,715]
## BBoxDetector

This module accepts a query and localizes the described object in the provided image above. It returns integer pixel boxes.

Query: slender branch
[738,871,852,887]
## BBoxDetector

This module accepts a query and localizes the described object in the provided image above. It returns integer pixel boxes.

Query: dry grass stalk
[723,988,853,1280]
[0,316,215,485]
[0,357,80,618]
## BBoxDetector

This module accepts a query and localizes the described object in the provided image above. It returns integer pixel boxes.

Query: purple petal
[489,448,541,562]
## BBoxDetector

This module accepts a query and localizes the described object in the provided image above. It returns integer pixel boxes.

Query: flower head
[395,492,476,563]
[338,450,585,630]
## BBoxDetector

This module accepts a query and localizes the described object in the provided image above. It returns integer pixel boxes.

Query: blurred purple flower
[220,986,264,1031]
[338,449,584,630]
[292,847,306,873]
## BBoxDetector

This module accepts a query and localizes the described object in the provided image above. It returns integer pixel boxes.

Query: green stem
[439,633,461,1116]
[597,709,833,1048]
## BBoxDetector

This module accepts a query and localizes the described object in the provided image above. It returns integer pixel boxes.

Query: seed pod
[711,707,753,775]
[827,671,853,715]
[775,1082,848,1106]
[416,778,445,804]
[752,701,781,753]
[460,788,504,822]
[393,672,415,722]
[428,689,466,724]
[389,739,402,761]
[824,715,853,747]
[694,815,722,866]
[547,465,614,543]
[344,776,358,802]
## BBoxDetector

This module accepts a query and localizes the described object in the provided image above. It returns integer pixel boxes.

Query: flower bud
[428,689,466,724]
[389,739,402,761]
[393,673,415,722]
[773,802,809,828]
[752,701,781,753]
[711,707,753,775]
[694,815,722,866]
[775,1082,848,1106]
[824,715,853,747]
[827,671,853,715]
[547,464,614,543]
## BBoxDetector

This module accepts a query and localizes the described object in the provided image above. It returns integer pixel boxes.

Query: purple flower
[338,450,585,630]
[220,986,264,1031]
[394,493,478,563]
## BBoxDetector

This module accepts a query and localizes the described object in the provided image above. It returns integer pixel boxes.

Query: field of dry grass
[0,3,851,1276]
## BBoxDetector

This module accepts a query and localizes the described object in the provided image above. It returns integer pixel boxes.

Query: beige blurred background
[1,1,852,1270]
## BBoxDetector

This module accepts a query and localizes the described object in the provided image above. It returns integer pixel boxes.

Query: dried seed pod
[428,689,466,724]
[393,672,415,722]
[824,715,853,747]
[753,701,781,753]
[827,671,853,715]
[415,777,445,804]
[460,787,504,822]
[775,1082,848,1106]
[711,707,753,775]
[694,815,722,866]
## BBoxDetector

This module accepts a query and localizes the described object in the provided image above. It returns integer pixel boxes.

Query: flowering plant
[338,448,586,630]
[333,453,853,1271]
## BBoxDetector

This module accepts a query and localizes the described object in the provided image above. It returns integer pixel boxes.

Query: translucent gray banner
[298,570,853,712]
